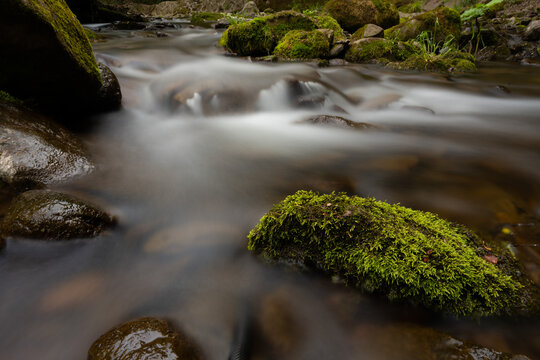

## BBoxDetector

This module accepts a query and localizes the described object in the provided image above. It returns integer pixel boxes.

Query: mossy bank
[248,191,539,317]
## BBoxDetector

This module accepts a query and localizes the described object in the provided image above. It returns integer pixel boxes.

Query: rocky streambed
[1,10,540,360]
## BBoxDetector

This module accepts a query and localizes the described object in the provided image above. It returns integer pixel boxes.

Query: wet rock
[524,20,540,41]
[0,0,121,118]
[247,190,540,316]
[97,63,122,112]
[0,102,94,188]
[324,0,399,33]
[0,190,114,240]
[88,317,202,360]
[352,323,531,360]
[274,30,331,59]
[296,115,376,130]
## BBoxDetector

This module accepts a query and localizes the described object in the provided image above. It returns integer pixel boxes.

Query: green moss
[397,52,476,72]
[372,0,400,29]
[385,7,461,43]
[84,28,105,42]
[0,91,22,105]
[191,12,224,26]
[398,1,422,13]
[248,191,536,317]
[25,0,101,83]
[351,25,367,41]
[274,30,330,59]
[314,15,347,41]
[219,10,317,56]
[345,39,415,63]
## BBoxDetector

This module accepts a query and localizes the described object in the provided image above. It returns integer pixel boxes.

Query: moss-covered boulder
[324,0,399,33]
[88,317,203,360]
[0,0,121,117]
[274,30,330,59]
[345,38,414,63]
[0,190,115,240]
[220,10,317,56]
[191,11,224,27]
[313,15,347,42]
[396,50,476,72]
[384,7,461,43]
[0,101,94,189]
[248,191,539,316]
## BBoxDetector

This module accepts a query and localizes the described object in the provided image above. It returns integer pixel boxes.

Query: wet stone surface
[88,317,203,360]
[0,102,94,189]
[0,190,114,240]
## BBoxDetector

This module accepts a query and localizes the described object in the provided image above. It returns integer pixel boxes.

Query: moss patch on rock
[385,7,461,43]
[248,191,538,317]
[274,30,330,59]
[396,52,476,72]
[314,14,347,41]
[191,12,224,26]
[345,38,415,63]
[220,10,317,56]
[372,0,400,29]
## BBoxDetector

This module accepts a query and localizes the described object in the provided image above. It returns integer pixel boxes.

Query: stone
[363,24,384,38]
[324,0,399,33]
[0,102,94,189]
[296,115,377,130]
[88,317,202,360]
[274,30,331,59]
[0,190,115,240]
[241,1,260,17]
[0,0,121,118]
[330,42,348,58]
[524,20,540,41]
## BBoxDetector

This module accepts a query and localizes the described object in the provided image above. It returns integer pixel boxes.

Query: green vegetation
[0,91,22,105]
[398,1,422,13]
[461,0,505,21]
[345,39,415,63]
[274,30,330,59]
[191,12,224,26]
[248,191,536,316]
[313,15,347,41]
[372,0,400,29]
[219,11,317,56]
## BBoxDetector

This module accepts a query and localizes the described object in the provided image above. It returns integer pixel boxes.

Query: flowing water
[1,21,540,360]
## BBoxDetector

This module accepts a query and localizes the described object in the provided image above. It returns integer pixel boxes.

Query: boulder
[248,190,540,316]
[0,101,94,189]
[384,7,461,43]
[274,30,331,59]
[241,0,260,17]
[351,24,385,41]
[313,15,347,42]
[219,10,317,56]
[324,0,399,33]
[88,317,202,360]
[524,19,540,41]
[0,190,115,240]
[345,38,414,63]
[0,0,121,118]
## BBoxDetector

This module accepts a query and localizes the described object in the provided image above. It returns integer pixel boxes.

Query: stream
[1,20,540,360]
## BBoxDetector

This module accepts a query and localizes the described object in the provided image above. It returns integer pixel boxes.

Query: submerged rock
[324,0,399,33]
[1,190,114,240]
[0,102,94,188]
[296,115,377,130]
[0,0,121,117]
[88,317,202,360]
[248,190,539,317]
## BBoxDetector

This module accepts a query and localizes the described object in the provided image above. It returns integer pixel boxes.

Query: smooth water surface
[1,22,540,360]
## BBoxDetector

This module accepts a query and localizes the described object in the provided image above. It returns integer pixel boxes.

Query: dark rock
[524,19,540,41]
[97,63,122,112]
[330,42,349,58]
[0,102,93,189]
[0,190,115,240]
[0,0,121,118]
[296,115,377,130]
[88,317,202,360]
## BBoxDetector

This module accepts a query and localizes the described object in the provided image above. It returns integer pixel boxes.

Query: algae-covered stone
[313,15,347,42]
[0,0,121,117]
[274,30,330,59]
[324,0,399,33]
[384,7,461,43]
[396,50,476,72]
[191,12,224,27]
[88,317,202,360]
[220,10,317,56]
[1,190,114,240]
[345,38,414,63]
[248,191,539,316]
[0,101,94,188]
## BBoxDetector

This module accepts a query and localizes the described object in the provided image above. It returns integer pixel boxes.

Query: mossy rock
[248,191,539,317]
[191,12,224,27]
[313,15,347,42]
[345,38,414,63]
[324,0,399,33]
[220,10,317,56]
[88,317,203,360]
[274,30,330,59]
[0,190,115,240]
[384,7,461,43]
[0,0,120,117]
[397,53,476,72]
